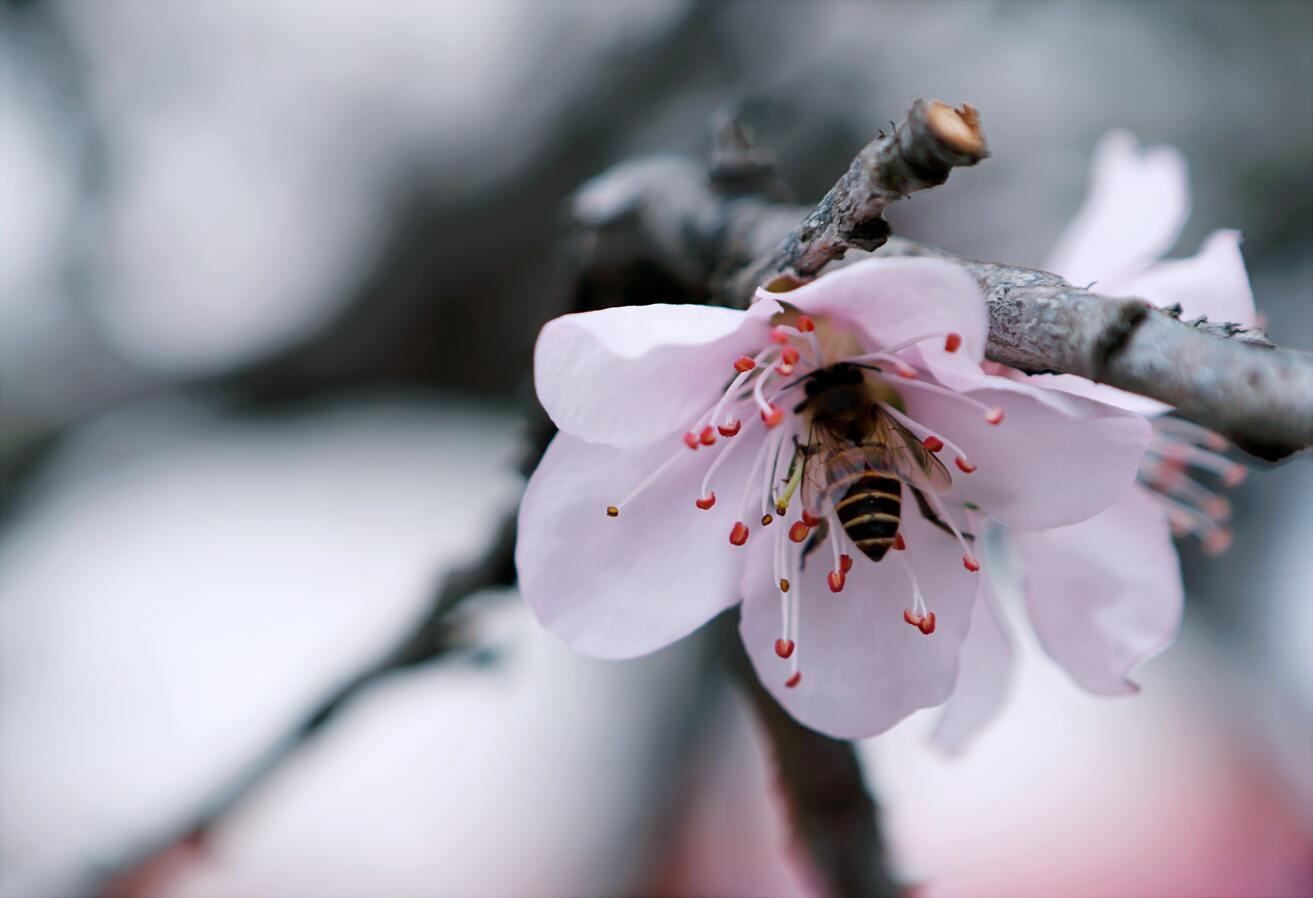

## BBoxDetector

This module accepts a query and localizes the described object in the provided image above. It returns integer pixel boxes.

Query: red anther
[801,510,822,528]
[774,638,795,659]
[729,521,749,545]
[839,553,853,573]
[781,347,801,366]
[683,431,700,450]
[718,419,742,437]
[761,405,784,427]
[944,332,962,353]
[893,533,906,551]
[1223,466,1247,487]
[903,608,924,628]
[695,493,717,510]
[770,327,791,345]
[761,513,774,526]
[896,365,918,380]
[827,570,845,593]
[788,521,810,543]
[922,435,944,453]
[699,425,716,446]
[963,553,980,572]
[733,356,757,373]
[776,363,796,376]
[606,505,619,518]
[785,671,802,689]
[779,577,791,593]
[955,456,977,474]
[796,316,816,333]
[1204,529,1232,556]
[984,407,1005,426]
[918,612,937,635]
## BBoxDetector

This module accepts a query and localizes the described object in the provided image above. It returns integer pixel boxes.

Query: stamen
[699,414,758,504]
[695,494,716,510]
[788,521,809,543]
[785,671,802,688]
[849,351,918,379]
[729,521,749,545]
[734,356,757,373]
[860,330,960,357]
[718,420,742,437]
[774,638,795,659]
[1150,439,1246,485]
[920,489,980,571]
[1153,417,1230,452]
[611,445,688,512]
[877,402,977,475]
[760,405,784,427]
[895,377,1005,425]
[827,570,845,593]
[760,425,788,519]
[895,551,934,636]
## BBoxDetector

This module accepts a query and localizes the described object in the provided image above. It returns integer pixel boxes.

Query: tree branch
[572,100,1312,460]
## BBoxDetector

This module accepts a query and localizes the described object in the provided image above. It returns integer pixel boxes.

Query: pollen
[785,671,802,688]
[955,456,977,474]
[827,570,845,593]
[718,420,742,437]
[729,521,749,545]
[922,435,944,452]
[734,356,757,373]
[774,638,795,659]
[695,493,717,510]
[788,521,809,542]
[606,505,619,517]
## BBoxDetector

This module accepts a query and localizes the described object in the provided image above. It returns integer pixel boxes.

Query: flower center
[604,314,1000,688]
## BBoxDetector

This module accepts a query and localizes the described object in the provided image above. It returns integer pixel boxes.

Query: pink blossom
[517,256,1149,738]
[934,133,1256,752]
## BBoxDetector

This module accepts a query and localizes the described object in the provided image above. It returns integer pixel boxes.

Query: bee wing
[799,424,871,517]
[871,413,953,493]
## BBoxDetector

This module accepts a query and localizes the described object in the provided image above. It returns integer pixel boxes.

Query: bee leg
[909,486,975,542]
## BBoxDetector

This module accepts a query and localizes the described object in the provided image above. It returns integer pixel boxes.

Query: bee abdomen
[836,472,901,561]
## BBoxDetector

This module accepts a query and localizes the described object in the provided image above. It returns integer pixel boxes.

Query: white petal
[534,301,778,448]
[1045,131,1189,287]
[930,578,1014,755]
[516,429,761,658]
[1013,486,1184,694]
[738,507,977,739]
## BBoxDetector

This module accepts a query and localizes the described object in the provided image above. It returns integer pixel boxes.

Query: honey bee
[794,363,952,562]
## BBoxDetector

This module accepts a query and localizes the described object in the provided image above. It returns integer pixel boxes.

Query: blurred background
[1,2,1310,896]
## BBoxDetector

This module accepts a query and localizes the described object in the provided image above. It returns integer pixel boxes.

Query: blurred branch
[732,630,902,898]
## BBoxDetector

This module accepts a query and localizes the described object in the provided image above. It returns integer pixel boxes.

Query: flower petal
[1045,131,1189,287]
[738,508,977,739]
[906,376,1151,529]
[516,429,760,658]
[1117,229,1256,327]
[534,301,778,448]
[930,576,1014,755]
[1012,486,1183,694]
[1023,372,1172,418]
[770,257,988,376]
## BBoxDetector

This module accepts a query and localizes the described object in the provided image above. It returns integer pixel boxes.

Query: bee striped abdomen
[835,470,902,561]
